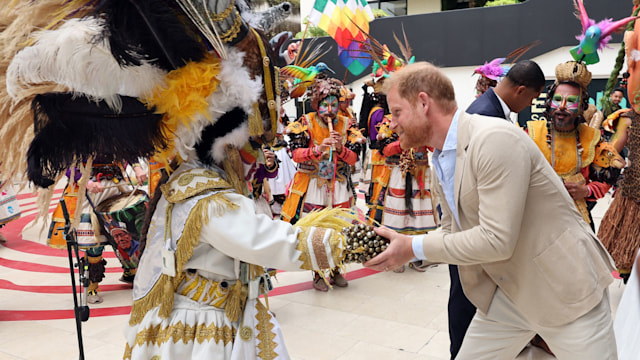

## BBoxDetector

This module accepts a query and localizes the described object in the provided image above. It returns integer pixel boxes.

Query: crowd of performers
[1,0,640,359]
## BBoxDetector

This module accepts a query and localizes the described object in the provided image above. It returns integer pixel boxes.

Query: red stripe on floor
[266,267,379,296]
[0,306,132,321]
[1,215,116,258]
[1,239,117,259]
[14,189,63,201]
[0,279,132,293]
[0,258,123,273]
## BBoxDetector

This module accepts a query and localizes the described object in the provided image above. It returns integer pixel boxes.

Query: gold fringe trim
[129,193,238,326]
[222,145,249,195]
[293,207,358,273]
[255,300,278,359]
[248,102,264,137]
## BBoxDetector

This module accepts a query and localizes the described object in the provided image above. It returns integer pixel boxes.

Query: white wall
[300,0,313,24]
[407,0,440,15]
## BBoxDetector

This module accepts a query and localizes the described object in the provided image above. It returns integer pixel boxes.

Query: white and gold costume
[125,162,347,359]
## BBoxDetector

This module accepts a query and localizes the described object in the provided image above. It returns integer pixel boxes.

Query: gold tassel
[222,145,249,195]
[224,280,246,322]
[248,102,264,137]
[159,275,175,319]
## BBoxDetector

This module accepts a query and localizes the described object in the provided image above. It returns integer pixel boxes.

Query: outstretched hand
[364,226,416,272]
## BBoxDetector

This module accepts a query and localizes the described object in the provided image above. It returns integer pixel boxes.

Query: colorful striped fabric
[308,0,374,76]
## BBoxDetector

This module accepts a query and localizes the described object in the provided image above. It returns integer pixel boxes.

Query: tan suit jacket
[420,112,615,327]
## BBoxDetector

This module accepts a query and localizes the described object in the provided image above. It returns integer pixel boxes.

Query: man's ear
[417,92,430,112]
[515,85,527,95]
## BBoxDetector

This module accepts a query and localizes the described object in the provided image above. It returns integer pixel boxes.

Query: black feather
[28,92,167,187]
[194,107,248,166]
[92,0,206,71]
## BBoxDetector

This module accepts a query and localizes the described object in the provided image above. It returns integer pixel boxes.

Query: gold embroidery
[311,228,330,269]
[162,169,232,203]
[255,301,278,359]
[123,342,132,359]
[209,1,235,21]
[220,10,242,43]
[130,321,235,350]
[295,228,313,270]
[239,326,253,341]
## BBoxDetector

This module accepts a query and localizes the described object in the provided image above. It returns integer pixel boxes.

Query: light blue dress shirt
[411,109,462,259]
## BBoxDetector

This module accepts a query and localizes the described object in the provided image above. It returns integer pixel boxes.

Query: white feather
[6,17,166,111]
[174,47,263,162]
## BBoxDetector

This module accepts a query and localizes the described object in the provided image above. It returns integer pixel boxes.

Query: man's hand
[264,149,276,169]
[330,130,343,153]
[364,226,416,272]
[564,182,589,200]
[134,166,148,185]
[87,180,104,194]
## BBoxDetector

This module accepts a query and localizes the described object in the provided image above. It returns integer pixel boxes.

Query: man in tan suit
[365,62,617,359]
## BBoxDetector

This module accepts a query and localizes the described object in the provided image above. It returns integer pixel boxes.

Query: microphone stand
[60,198,89,360]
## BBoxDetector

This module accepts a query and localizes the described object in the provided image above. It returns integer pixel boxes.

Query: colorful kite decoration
[308,0,374,76]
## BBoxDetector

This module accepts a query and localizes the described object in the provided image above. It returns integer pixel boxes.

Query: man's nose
[559,98,567,110]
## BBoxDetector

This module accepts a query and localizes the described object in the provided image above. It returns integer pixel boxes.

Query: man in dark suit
[467,60,545,125]
[443,60,545,359]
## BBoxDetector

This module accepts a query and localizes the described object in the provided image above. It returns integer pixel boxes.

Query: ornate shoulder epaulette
[161,168,232,203]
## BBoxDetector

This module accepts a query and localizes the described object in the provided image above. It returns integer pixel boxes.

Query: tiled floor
[0,182,626,360]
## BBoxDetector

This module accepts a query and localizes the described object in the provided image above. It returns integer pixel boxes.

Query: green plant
[372,8,389,18]
[294,17,328,39]
[266,0,300,7]
[484,0,524,7]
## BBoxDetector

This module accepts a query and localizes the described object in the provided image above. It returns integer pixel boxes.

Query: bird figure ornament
[280,62,334,98]
[371,45,415,78]
[570,0,638,65]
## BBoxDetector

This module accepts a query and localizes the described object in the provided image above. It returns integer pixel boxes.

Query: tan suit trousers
[457,288,617,360]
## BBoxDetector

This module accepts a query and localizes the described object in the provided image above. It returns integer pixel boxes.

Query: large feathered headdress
[1,0,283,192]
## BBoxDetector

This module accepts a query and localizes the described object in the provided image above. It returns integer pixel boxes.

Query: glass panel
[367,0,407,16]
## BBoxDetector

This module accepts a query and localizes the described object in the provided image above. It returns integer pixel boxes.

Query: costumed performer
[1,1,368,358]
[367,118,438,273]
[281,75,358,292]
[268,109,296,218]
[338,85,363,194]
[599,4,640,284]
[47,159,147,303]
[527,61,623,231]
[358,78,389,207]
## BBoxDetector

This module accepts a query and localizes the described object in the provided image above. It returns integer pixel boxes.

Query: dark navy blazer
[465,87,507,120]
